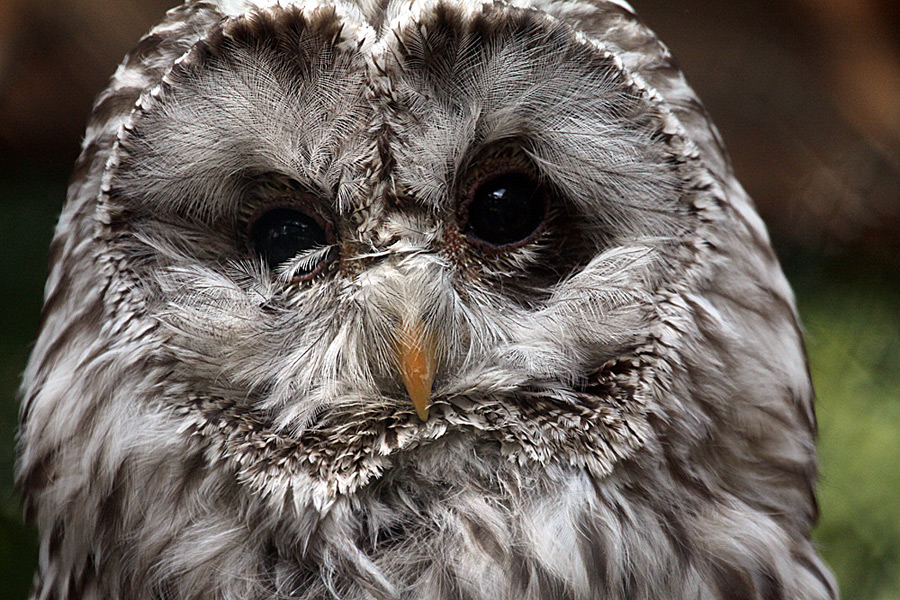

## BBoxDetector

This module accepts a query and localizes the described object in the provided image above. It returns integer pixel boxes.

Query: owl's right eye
[249,207,330,276]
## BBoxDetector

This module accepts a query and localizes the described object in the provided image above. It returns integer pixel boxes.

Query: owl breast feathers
[17,0,838,598]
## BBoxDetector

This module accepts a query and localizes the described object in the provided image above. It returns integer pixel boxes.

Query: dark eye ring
[458,171,549,249]
[248,206,334,280]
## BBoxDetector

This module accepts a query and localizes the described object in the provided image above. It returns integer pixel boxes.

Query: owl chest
[281,451,610,600]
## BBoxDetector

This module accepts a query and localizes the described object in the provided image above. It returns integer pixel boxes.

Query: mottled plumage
[18,0,838,598]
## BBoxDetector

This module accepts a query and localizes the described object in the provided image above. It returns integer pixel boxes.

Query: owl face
[19,1,837,598]
[98,0,685,495]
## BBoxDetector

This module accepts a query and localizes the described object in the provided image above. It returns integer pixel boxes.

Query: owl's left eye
[249,207,330,276]
[460,172,548,248]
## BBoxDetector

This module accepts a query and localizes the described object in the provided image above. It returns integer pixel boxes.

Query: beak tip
[408,387,431,422]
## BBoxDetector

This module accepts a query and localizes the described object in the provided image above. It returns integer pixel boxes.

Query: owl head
[18,1,836,598]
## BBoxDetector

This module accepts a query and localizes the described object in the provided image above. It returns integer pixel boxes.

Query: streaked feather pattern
[18,0,838,598]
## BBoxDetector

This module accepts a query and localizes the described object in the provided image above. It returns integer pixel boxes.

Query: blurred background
[1,0,898,597]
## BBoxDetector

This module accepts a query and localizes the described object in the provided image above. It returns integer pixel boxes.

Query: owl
[17,0,838,598]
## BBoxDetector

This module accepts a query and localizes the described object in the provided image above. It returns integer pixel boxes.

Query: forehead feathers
[106,0,686,246]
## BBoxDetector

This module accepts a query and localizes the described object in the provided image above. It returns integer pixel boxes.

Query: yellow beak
[397,319,436,422]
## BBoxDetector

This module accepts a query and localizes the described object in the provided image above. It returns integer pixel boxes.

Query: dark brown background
[2,0,898,256]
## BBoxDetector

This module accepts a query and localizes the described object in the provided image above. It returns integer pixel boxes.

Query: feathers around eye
[16,1,837,599]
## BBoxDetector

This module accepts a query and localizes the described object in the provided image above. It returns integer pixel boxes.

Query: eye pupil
[465,173,546,246]
[250,208,328,271]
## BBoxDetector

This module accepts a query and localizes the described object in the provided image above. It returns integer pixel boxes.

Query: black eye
[462,172,547,247]
[249,207,329,273]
